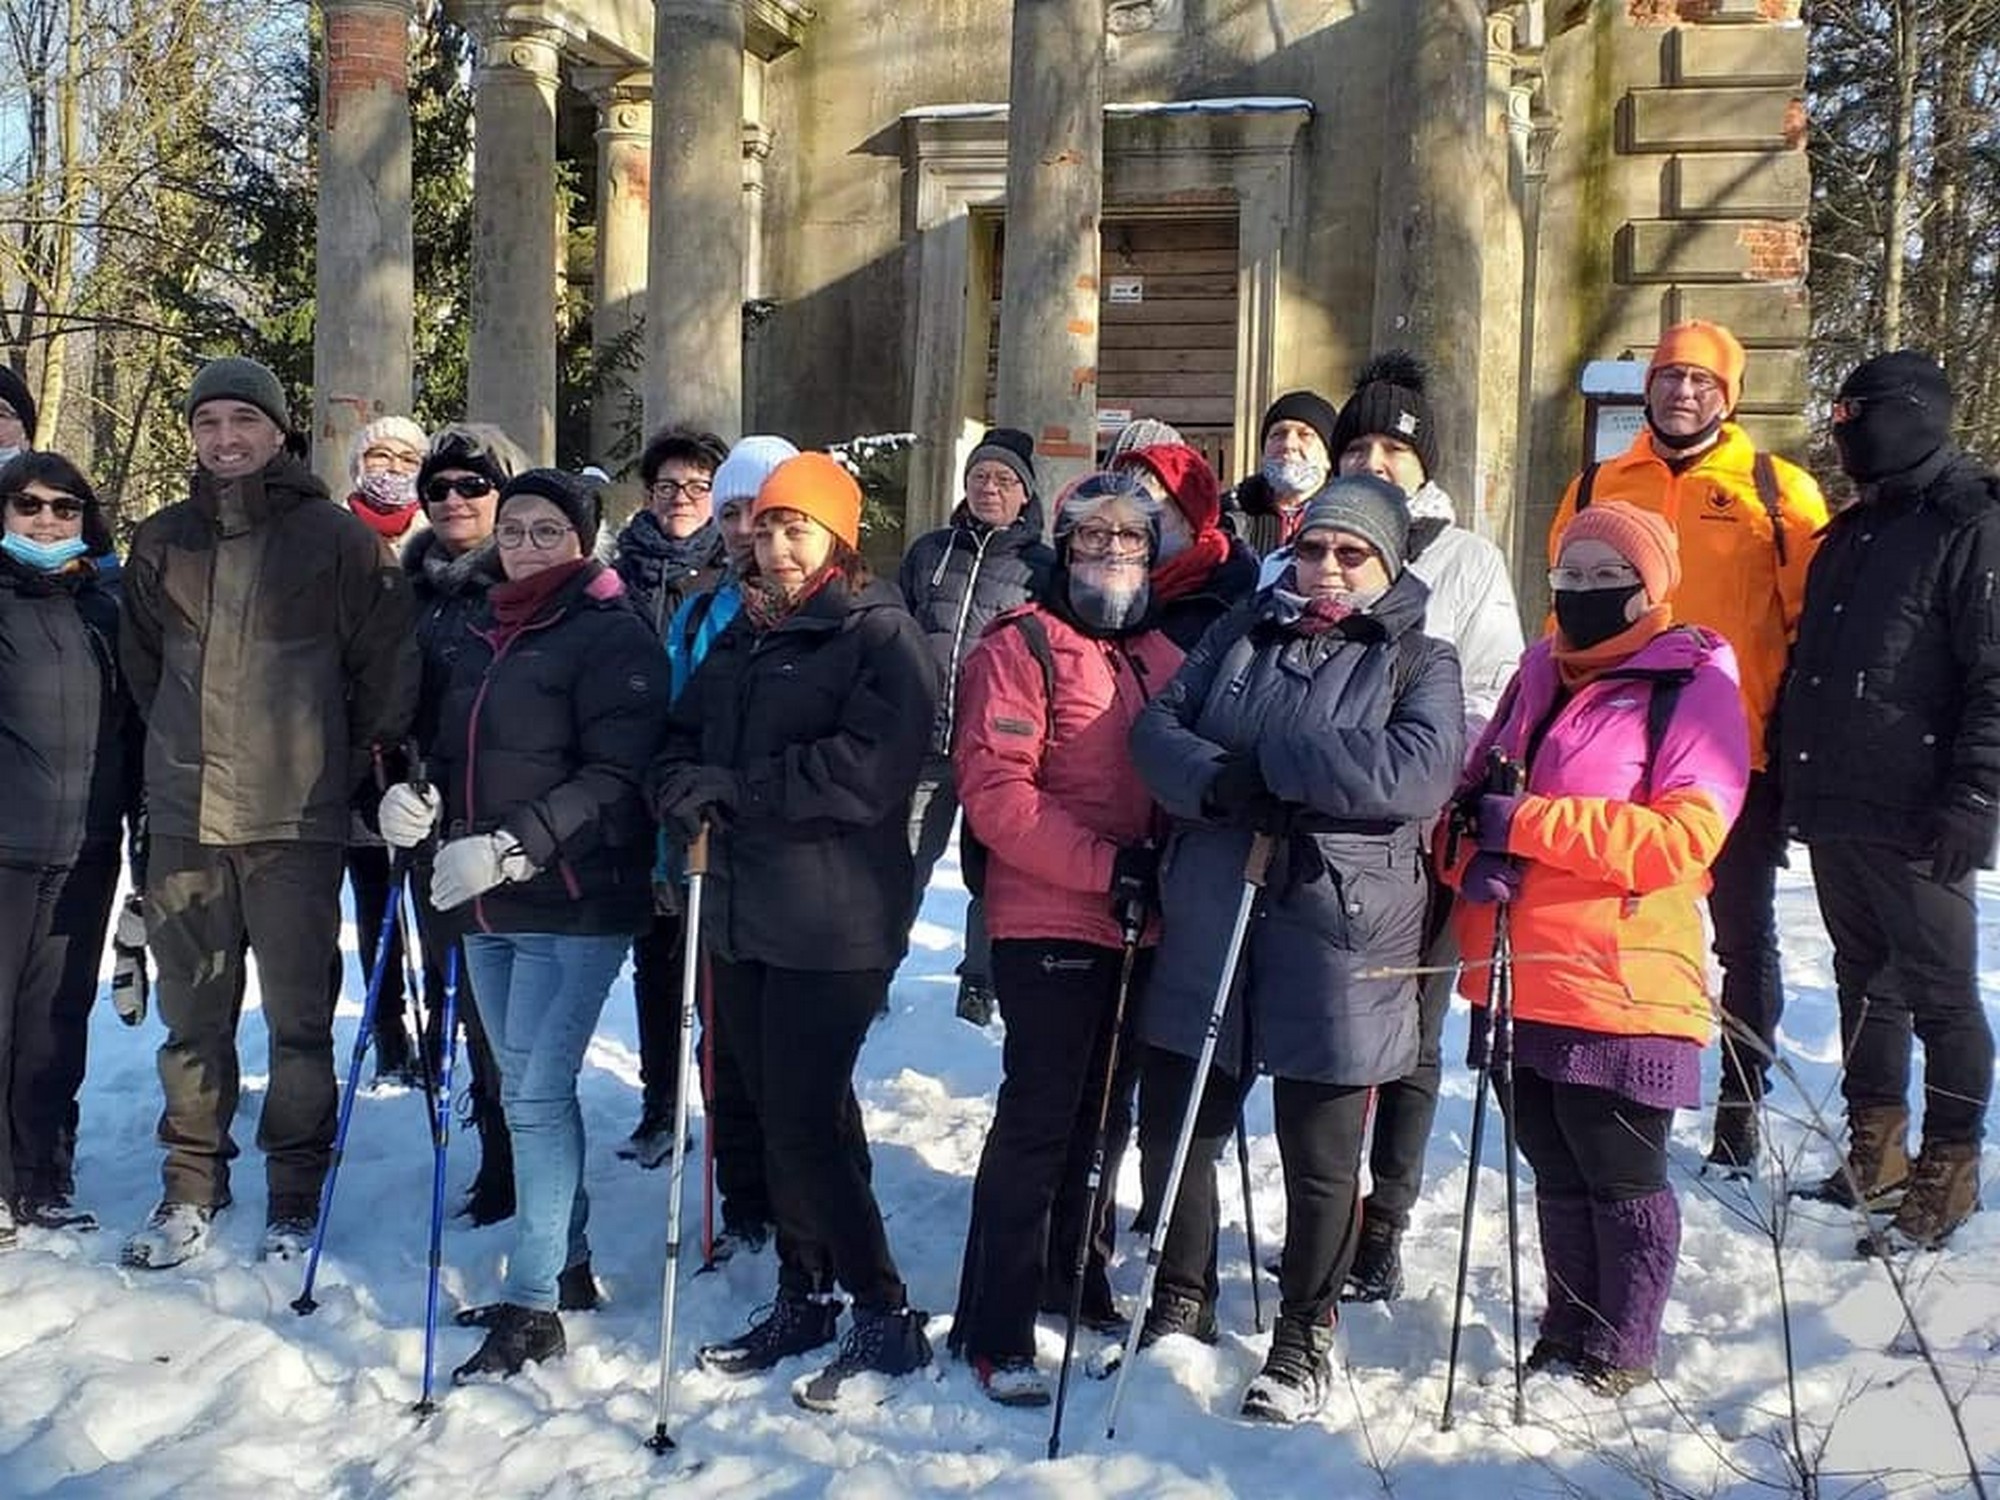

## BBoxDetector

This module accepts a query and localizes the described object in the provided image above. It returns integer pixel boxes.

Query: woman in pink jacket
[1444,500,1748,1396]
[945,472,1184,1408]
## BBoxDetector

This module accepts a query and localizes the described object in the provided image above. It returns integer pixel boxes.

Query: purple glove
[1476,793,1523,853]
[1460,852,1522,905]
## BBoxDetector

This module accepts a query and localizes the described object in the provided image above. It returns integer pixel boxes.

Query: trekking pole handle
[686,821,711,879]
[1486,748,1521,798]
[1244,829,1278,888]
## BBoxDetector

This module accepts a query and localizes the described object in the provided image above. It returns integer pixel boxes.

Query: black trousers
[1811,837,1993,1145]
[345,845,422,1053]
[633,911,770,1230]
[1709,771,1787,1103]
[952,937,1148,1360]
[1504,1069,1671,1203]
[148,837,346,1212]
[0,852,121,1202]
[1365,887,1456,1229]
[711,957,903,1310]
[404,880,506,1168]
[1139,1047,1371,1327]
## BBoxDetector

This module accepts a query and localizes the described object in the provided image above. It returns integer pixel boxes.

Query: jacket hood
[1120,444,1221,530]
[402,525,505,596]
[1526,620,1737,685]
[189,452,328,528]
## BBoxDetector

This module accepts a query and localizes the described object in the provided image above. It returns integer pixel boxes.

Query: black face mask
[1833,401,1947,485]
[1645,408,1723,452]
[1553,583,1644,650]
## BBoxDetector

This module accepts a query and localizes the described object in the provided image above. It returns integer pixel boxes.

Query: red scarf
[1552,603,1673,689]
[742,562,840,632]
[347,493,420,540]
[1150,526,1234,602]
[487,559,589,637]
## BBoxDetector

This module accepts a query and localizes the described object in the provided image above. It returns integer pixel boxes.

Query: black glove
[1929,788,1998,885]
[654,764,742,839]
[1203,756,1288,832]
[1108,843,1160,925]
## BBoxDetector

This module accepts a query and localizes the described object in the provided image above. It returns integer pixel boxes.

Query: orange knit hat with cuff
[1558,499,1682,603]
[752,452,863,550]
[1648,320,1747,412]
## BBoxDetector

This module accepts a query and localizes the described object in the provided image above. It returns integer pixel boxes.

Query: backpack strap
[999,610,1060,745]
[1751,450,1788,567]
[1638,668,1691,804]
[1575,462,1601,513]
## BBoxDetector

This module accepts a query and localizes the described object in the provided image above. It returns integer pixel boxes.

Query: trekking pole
[414,940,460,1418]
[1105,831,1276,1441]
[699,953,718,1269]
[1048,903,1145,1460]
[648,822,710,1454]
[293,850,409,1316]
[1236,1109,1265,1335]
[1494,901,1526,1426]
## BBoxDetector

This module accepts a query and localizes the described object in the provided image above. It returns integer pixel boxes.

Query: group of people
[0,319,1991,1428]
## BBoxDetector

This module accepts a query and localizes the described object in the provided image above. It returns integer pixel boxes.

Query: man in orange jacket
[1545,321,1828,1175]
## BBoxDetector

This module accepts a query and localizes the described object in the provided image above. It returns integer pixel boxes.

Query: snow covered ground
[3,852,1997,1498]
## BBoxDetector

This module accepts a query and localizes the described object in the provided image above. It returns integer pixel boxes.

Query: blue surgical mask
[2,532,90,572]
[0,446,22,466]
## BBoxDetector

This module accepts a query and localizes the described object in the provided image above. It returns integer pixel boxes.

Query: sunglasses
[1293,538,1376,569]
[5,492,86,521]
[424,474,497,505]
[1831,389,1923,425]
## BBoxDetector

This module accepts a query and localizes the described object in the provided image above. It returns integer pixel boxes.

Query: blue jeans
[462,931,629,1311]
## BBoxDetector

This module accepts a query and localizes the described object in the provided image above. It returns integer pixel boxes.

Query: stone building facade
[315,0,1809,602]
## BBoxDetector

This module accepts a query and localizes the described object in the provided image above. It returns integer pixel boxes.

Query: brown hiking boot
[1867,1142,1982,1255]
[1796,1105,1910,1212]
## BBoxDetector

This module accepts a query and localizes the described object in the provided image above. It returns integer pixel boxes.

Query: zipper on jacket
[462,612,564,932]
[939,526,995,748]
[1853,671,1865,701]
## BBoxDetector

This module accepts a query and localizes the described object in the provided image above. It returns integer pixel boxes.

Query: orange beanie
[753,452,863,550]
[1648,320,1747,411]
[1558,500,1682,603]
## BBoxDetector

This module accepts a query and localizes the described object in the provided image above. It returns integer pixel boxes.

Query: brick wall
[325,5,408,133]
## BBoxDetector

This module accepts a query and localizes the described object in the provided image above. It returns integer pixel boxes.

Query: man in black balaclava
[1779,350,2000,1255]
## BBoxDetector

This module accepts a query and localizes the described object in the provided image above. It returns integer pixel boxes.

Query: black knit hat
[0,366,35,444]
[1330,350,1442,481]
[500,468,603,554]
[1834,351,1955,484]
[183,356,292,433]
[1296,474,1412,578]
[1259,390,1340,457]
[964,427,1039,500]
[418,424,522,504]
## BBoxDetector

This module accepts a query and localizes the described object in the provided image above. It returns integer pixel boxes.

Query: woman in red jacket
[946,471,1184,1407]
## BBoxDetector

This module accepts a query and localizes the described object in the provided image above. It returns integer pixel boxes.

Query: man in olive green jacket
[119,356,417,1269]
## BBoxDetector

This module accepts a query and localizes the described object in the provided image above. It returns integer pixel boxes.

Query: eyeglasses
[967,466,1025,493]
[1548,562,1643,592]
[5,492,85,521]
[1068,523,1151,558]
[648,477,713,503]
[1294,538,1377,569]
[1831,389,1922,425]
[494,519,575,550]
[424,474,496,505]
[1650,365,1722,396]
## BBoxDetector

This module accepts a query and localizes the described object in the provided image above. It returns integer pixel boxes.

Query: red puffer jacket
[954,603,1184,949]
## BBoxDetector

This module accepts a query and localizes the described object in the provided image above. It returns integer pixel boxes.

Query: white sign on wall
[1107,277,1144,305]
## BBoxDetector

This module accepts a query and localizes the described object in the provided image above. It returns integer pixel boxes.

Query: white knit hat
[349,415,429,484]
[710,435,800,517]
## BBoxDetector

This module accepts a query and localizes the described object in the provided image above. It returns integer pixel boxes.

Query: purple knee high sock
[1584,1187,1680,1372]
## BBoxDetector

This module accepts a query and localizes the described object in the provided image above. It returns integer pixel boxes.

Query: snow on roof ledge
[902,97,1314,121]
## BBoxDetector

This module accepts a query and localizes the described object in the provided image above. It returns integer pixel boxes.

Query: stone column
[315,0,414,494]
[647,1,745,440]
[590,74,652,468]
[1371,0,1487,509]
[467,19,561,464]
[995,0,1104,499]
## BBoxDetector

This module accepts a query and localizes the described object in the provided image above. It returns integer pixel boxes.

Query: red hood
[1117,443,1220,532]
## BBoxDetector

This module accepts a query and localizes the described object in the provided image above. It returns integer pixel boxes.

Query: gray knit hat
[963,426,1038,501]
[1296,474,1411,577]
[184,356,292,433]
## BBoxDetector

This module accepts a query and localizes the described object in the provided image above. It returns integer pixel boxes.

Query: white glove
[111,894,150,1026]
[378,782,443,849]
[430,832,536,911]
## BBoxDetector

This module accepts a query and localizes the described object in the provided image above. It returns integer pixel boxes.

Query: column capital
[464,9,562,79]
[575,68,653,138]
[742,121,776,163]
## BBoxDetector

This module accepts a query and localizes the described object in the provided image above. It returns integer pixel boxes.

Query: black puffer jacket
[654,576,937,971]
[121,455,417,844]
[0,553,138,866]
[402,528,506,754]
[1131,572,1464,1087]
[1780,447,2000,853]
[611,510,729,639]
[898,499,1053,754]
[427,562,671,936]
[1154,536,1262,652]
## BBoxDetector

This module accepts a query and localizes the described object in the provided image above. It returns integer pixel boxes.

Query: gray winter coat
[1130,572,1464,1086]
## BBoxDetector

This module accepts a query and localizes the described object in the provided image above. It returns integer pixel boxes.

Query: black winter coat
[427,562,671,936]
[1780,447,2000,855]
[654,576,937,971]
[121,455,417,845]
[898,498,1054,754]
[611,511,729,639]
[1131,572,1464,1087]
[402,529,506,755]
[0,553,139,866]
[1154,536,1262,653]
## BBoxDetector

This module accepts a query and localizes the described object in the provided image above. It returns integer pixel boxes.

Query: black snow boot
[1339,1215,1404,1303]
[1704,1102,1761,1180]
[457,1097,516,1226]
[1136,1288,1219,1351]
[792,1305,933,1413]
[456,1258,603,1327]
[697,1292,843,1378]
[1240,1312,1336,1425]
[451,1304,566,1384]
